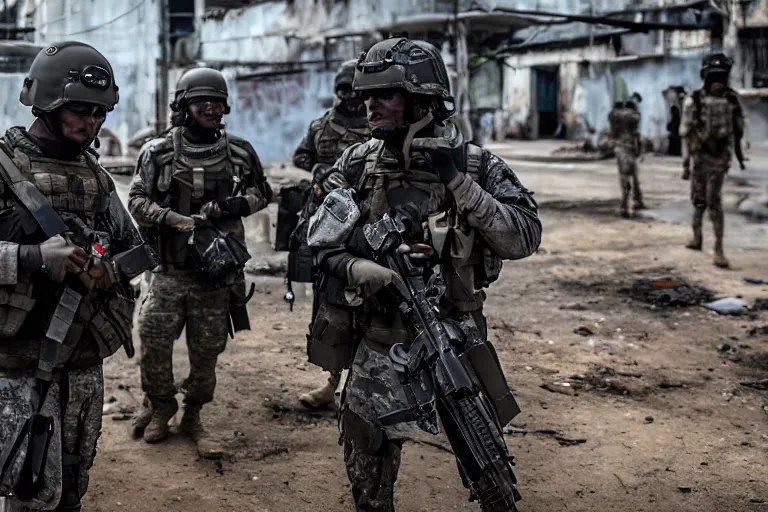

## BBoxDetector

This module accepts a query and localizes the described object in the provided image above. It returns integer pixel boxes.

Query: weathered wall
[19,0,160,146]
[224,68,336,163]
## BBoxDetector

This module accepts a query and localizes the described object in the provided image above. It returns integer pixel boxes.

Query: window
[169,0,195,42]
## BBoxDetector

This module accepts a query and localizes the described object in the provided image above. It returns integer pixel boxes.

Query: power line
[43,0,145,38]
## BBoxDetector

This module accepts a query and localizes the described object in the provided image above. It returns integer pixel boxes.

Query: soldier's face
[364,89,406,130]
[709,82,726,96]
[188,98,226,130]
[58,103,107,144]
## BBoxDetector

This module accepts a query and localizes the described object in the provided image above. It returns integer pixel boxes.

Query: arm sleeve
[679,97,696,139]
[293,122,319,171]
[239,140,272,215]
[0,241,19,285]
[127,145,170,226]
[449,152,542,260]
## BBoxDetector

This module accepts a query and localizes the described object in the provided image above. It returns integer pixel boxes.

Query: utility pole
[4,0,10,40]
[156,0,171,135]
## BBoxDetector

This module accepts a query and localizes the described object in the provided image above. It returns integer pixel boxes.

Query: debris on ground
[574,325,595,336]
[747,326,768,337]
[678,487,693,494]
[629,278,715,307]
[644,416,654,424]
[743,277,767,285]
[737,193,768,221]
[754,298,768,311]
[503,425,587,447]
[540,382,577,396]
[702,298,750,316]
[740,379,768,391]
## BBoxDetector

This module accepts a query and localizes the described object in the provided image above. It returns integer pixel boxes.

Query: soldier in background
[290,60,370,409]
[680,53,744,268]
[608,92,645,217]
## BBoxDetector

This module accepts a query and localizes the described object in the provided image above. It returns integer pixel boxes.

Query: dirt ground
[86,145,768,512]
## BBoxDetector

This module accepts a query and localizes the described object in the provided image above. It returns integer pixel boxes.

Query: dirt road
[88,147,768,512]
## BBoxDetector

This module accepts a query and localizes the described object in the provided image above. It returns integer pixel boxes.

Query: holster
[307,274,358,373]
[227,281,255,337]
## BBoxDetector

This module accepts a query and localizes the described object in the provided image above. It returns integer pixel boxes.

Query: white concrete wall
[19,0,160,145]
[0,73,35,131]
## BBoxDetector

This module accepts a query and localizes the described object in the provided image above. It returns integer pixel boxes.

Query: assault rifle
[363,214,521,512]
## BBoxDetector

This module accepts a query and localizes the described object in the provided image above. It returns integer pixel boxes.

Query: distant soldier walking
[608,92,645,217]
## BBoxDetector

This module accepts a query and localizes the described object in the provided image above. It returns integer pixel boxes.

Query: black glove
[422,148,459,184]
[220,196,251,217]
[411,138,463,185]
[392,202,425,242]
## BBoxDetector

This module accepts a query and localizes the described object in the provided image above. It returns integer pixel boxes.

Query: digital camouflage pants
[615,145,643,212]
[138,271,229,409]
[0,365,104,512]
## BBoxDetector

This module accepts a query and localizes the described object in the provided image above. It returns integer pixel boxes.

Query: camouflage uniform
[608,104,644,216]
[129,127,270,442]
[313,39,541,512]
[0,43,139,510]
[292,63,370,409]
[680,54,744,268]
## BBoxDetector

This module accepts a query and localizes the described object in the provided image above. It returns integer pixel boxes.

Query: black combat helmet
[700,52,733,81]
[334,59,357,92]
[20,41,119,112]
[171,67,230,114]
[354,37,455,121]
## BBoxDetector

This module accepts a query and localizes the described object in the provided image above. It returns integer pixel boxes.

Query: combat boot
[685,210,703,250]
[180,399,223,460]
[142,399,178,444]
[131,397,153,440]
[712,214,729,268]
[299,373,340,410]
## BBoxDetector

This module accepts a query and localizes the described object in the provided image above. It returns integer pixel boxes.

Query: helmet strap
[402,112,434,169]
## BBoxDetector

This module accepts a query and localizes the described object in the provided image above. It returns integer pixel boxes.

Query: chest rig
[314,111,370,166]
[154,128,248,266]
[612,108,640,146]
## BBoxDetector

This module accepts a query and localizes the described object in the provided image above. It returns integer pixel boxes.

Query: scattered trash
[111,414,132,422]
[630,278,715,307]
[702,297,750,316]
[644,416,654,424]
[747,326,768,337]
[503,425,586,447]
[678,487,692,494]
[272,323,289,330]
[743,277,767,285]
[754,298,768,311]
[716,343,733,353]
[560,302,588,311]
[658,381,686,389]
[740,379,768,391]
[750,498,766,504]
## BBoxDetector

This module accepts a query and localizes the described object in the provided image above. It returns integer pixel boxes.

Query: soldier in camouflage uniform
[680,53,744,268]
[292,59,370,409]
[0,42,142,511]
[128,68,271,457]
[311,38,542,511]
[608,92,645,217]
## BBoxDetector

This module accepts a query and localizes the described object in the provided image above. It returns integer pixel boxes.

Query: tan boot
[143,399,178,444]
[712,213,729,268]
[299,373,341,410]
[131,397,153,440]
[180,400,223,460]
[685,209,703,250]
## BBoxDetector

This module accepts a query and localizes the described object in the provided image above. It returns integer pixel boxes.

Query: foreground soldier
[311,38,541,510]
[680,53,744,268]
[129,68,271,457]
[292,59,370,409]
[608,92,645,217]
[0,42,145,511]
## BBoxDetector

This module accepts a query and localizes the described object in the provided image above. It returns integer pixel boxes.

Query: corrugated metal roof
[506,22,627,51]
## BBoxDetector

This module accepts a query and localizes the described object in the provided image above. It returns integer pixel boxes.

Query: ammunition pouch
[189,225,251,288]
[79,283,136,359]
[307,275,358,373]
[0,281,36,339]
[275,182,311,251]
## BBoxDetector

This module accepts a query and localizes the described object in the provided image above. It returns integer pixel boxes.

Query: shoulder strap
[0,146,67,237]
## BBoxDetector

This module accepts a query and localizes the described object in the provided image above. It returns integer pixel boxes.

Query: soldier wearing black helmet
[128,67,272,457]
[0,42,146,511]
[310,38,541,511]
[680,53,745,268]
[291,59,371,410]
